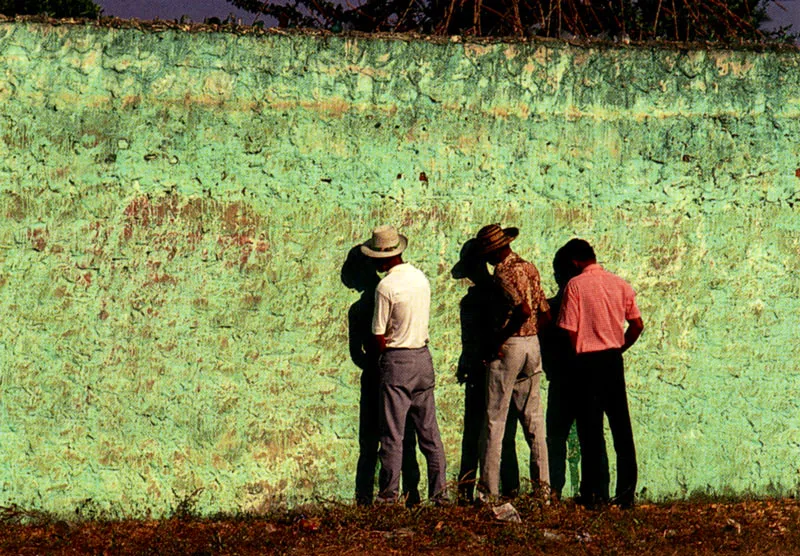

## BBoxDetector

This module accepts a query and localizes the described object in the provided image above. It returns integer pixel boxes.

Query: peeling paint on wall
[0,22,799,516]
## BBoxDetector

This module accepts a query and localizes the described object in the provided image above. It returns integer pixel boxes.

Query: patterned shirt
[493,251,550,337]
[557,263,641,354]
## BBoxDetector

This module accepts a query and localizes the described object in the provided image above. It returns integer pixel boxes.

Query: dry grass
[2,496,800,554]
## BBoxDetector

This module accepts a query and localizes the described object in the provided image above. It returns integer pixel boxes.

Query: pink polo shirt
[557,264,640,354]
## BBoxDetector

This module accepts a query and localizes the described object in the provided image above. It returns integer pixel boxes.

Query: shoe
[610,496,634,510]
[404,490,421,508]
[573,494,609,509]
[456,491,474,507]
[474,493,501,508]
[500,487,519,499]
[355,493,373,507]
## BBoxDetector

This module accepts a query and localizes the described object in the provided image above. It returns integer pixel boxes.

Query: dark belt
[384,345,428,352]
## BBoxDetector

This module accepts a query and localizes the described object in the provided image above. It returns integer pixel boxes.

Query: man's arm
[557,283,578,351]
[566,329,578,351]
[537,307,552,330]
[491,300,531,359]
[370,287,390,356]
[622,317,644,353]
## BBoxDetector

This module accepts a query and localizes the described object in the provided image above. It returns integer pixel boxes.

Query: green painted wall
[0,21,799,517]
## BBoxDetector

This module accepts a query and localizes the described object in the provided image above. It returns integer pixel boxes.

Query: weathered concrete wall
[0,21,798,516]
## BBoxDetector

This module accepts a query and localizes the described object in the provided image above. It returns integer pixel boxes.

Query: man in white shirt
[361,225,448,504]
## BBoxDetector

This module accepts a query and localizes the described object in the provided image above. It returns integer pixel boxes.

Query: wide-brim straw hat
[473,224,519,256]
[361,225,408,258]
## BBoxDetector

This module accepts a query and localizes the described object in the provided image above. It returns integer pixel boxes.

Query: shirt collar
[495,251,519,269]
[582,263,603,273]
[386,262,409,275]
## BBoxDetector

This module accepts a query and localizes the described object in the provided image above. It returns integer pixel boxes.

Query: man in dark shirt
[452,239,520,503]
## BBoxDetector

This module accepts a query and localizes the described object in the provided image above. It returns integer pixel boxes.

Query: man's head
[563,238,596,270]
[361,225,406,272]
[553,244,579,290]
[474,224,518,266]
[372,254,403,273]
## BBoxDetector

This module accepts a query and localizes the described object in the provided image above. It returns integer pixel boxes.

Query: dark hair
[564,238,596,262]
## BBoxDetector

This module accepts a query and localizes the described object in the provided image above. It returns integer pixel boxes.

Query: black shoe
[404,490,421,508]
[574,494,609,509]
[501,488,519,499]
[610,496,634,510]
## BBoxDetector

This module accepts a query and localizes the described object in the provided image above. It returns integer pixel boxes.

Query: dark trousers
[377,347,447,502]
[356,369,420,506]
[546,377,609,500]
[458,377,520,501]
[575,349,637,504]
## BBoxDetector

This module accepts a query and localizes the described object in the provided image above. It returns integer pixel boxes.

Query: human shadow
[540,243,610,501]
[452,239,520,502]
[341,245,421,506]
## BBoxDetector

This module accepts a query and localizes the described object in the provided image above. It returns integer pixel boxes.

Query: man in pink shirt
[557,239,644,508]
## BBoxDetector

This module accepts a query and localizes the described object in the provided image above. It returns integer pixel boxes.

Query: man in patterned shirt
[557,238,644,509]
[473,224,551,500]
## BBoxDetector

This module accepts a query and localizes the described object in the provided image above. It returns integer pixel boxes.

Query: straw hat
[473,224,519,256]
[361,225,408,258]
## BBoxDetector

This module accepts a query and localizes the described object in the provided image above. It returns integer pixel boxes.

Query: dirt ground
[2,496,800,555]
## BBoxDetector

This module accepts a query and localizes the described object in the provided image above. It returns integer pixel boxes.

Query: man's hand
[492,301,531,355]
[480,342,504,366]
[371,334,387,355]
[483,343,503,365]
[622,317,644,353]
[489,344,504,362]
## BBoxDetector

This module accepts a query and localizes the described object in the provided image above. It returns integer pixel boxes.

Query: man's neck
[383,256,404,273]
[575,259,597,272]
[489,246,513,266]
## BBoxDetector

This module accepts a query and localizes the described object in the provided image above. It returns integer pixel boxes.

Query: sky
[95,0,255,23]
[765,0,800,33]
[94,0,799,33]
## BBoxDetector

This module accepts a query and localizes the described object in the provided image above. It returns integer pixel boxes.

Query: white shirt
[372,263,430,349]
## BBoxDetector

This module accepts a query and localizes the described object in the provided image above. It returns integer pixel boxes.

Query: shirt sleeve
[624,283,641,320]
[557,282,578,332]
[530,269,550,313]
[371,288,391,335]
[495,269,522,307]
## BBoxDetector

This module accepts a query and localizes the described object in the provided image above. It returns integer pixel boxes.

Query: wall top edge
[0,17,798,55]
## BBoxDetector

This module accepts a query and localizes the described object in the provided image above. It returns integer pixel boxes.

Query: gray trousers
[479,335,549,497]
[377,347,447,503]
